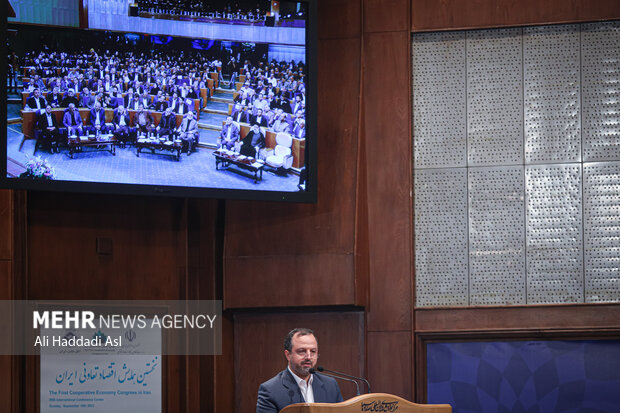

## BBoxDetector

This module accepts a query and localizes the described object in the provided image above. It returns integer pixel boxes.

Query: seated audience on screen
[219,116,240,150]
[240,123,265,158]
[176,111,198,155]
[36,105,61,153]
[63,103,84,137]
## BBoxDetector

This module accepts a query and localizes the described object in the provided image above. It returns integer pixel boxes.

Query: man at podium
[257,328,343,412]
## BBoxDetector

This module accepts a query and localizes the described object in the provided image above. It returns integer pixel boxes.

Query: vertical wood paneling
[234,312,365,413]
[367,331,412,399]
[0,190,12,260]
[411,0,620,32]
[364,31,412,331]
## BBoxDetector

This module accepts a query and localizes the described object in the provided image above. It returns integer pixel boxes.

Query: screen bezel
[1,0,317,203]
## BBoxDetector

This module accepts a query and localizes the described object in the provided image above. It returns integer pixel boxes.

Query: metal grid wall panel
[414,168,469,306]
[582,21,620,162]
[467,29,524,166]
[583,162,620,303]
[468,167,526,305]
[524,25,581,164]
[413,32,467,168]
[525,165,584,303]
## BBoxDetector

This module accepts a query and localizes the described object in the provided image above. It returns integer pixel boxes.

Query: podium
[280,393,451,413]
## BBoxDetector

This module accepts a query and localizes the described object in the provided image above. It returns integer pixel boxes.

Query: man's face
[285,333,318,379]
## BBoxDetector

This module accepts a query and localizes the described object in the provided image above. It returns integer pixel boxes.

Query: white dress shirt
[288,367,315,403]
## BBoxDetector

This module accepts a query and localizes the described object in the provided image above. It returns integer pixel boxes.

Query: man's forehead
[291,333,318,348]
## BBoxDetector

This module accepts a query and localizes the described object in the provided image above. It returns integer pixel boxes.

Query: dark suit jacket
[112,112,131,129]
[159,113,177,130]
[257,369,343,413]
[251,114,269,128]
[26,96,47,110]
[89,108,106,127]
[36,111,59,130]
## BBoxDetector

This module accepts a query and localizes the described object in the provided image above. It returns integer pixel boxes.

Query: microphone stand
[309,368,360,396]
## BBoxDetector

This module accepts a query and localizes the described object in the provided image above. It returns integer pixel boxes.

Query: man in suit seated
[256,328,343,413]
[36,105,61,153]
[79,87,96,109]
[270,111,291,133]
[112,105,132,147]
[176,111,198,155]
[26,88,47,111]
[251,108,269,128]
[48,86,62,108]
[240,123,265,158]
[124,90,141,111]
[231,103,249,124]
[60,89,79,108]
[156,106,176,140]
[89,101,108,136]
[63,103,84,137]
[153,94,169,112]
[219,116,240,150]
[133,104,156,137]
[292,118,306,140]
[172,96,189,115]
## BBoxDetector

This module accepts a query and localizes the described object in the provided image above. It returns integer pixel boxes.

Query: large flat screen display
[3,0,316,202]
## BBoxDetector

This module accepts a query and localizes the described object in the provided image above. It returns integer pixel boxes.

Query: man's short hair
[284,328,315,352]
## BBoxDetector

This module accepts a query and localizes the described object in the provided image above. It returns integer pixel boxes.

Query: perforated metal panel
[525,165,584,303]
[582,21,620,162]
[469,167,526,305]
[414,168,469,306]
[467,28,523,166]
[524,25,581,164]
[583,162,620,303]
[413,32,466,168]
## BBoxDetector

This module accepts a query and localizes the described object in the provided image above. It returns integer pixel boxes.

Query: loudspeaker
[129,5,139,17]
[265,16,275,27]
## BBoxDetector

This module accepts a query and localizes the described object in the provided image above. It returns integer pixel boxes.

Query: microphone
[309,368,360,396]
[316,366,371,394]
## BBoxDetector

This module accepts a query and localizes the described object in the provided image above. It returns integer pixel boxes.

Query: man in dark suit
[251,108,269,128]
[157,106,176,140]
[60,89,79,108]
[231,103,249,124]
[257,328,343,413]
[36,105,61,153]
[26,89,47,111]
[112,105,132,146]
[89,101,108,135]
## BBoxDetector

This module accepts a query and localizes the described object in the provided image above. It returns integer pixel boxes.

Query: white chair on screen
[266,132,294,172]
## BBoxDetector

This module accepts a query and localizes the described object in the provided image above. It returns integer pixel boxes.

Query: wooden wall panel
[364,0,410,32]
[234,312,364,413]
[318,0,361,39]
[0,190,12,260]
[26,191,187,300]
[416,304,620,333]
[367,331,412,400]
[224,35,362,309]
[363,31,412,331]
[411,0,620,32]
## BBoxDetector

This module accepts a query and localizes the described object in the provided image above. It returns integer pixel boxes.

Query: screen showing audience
[5,0,312,200]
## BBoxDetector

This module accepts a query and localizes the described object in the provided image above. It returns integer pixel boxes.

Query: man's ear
[284,350,291,362]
